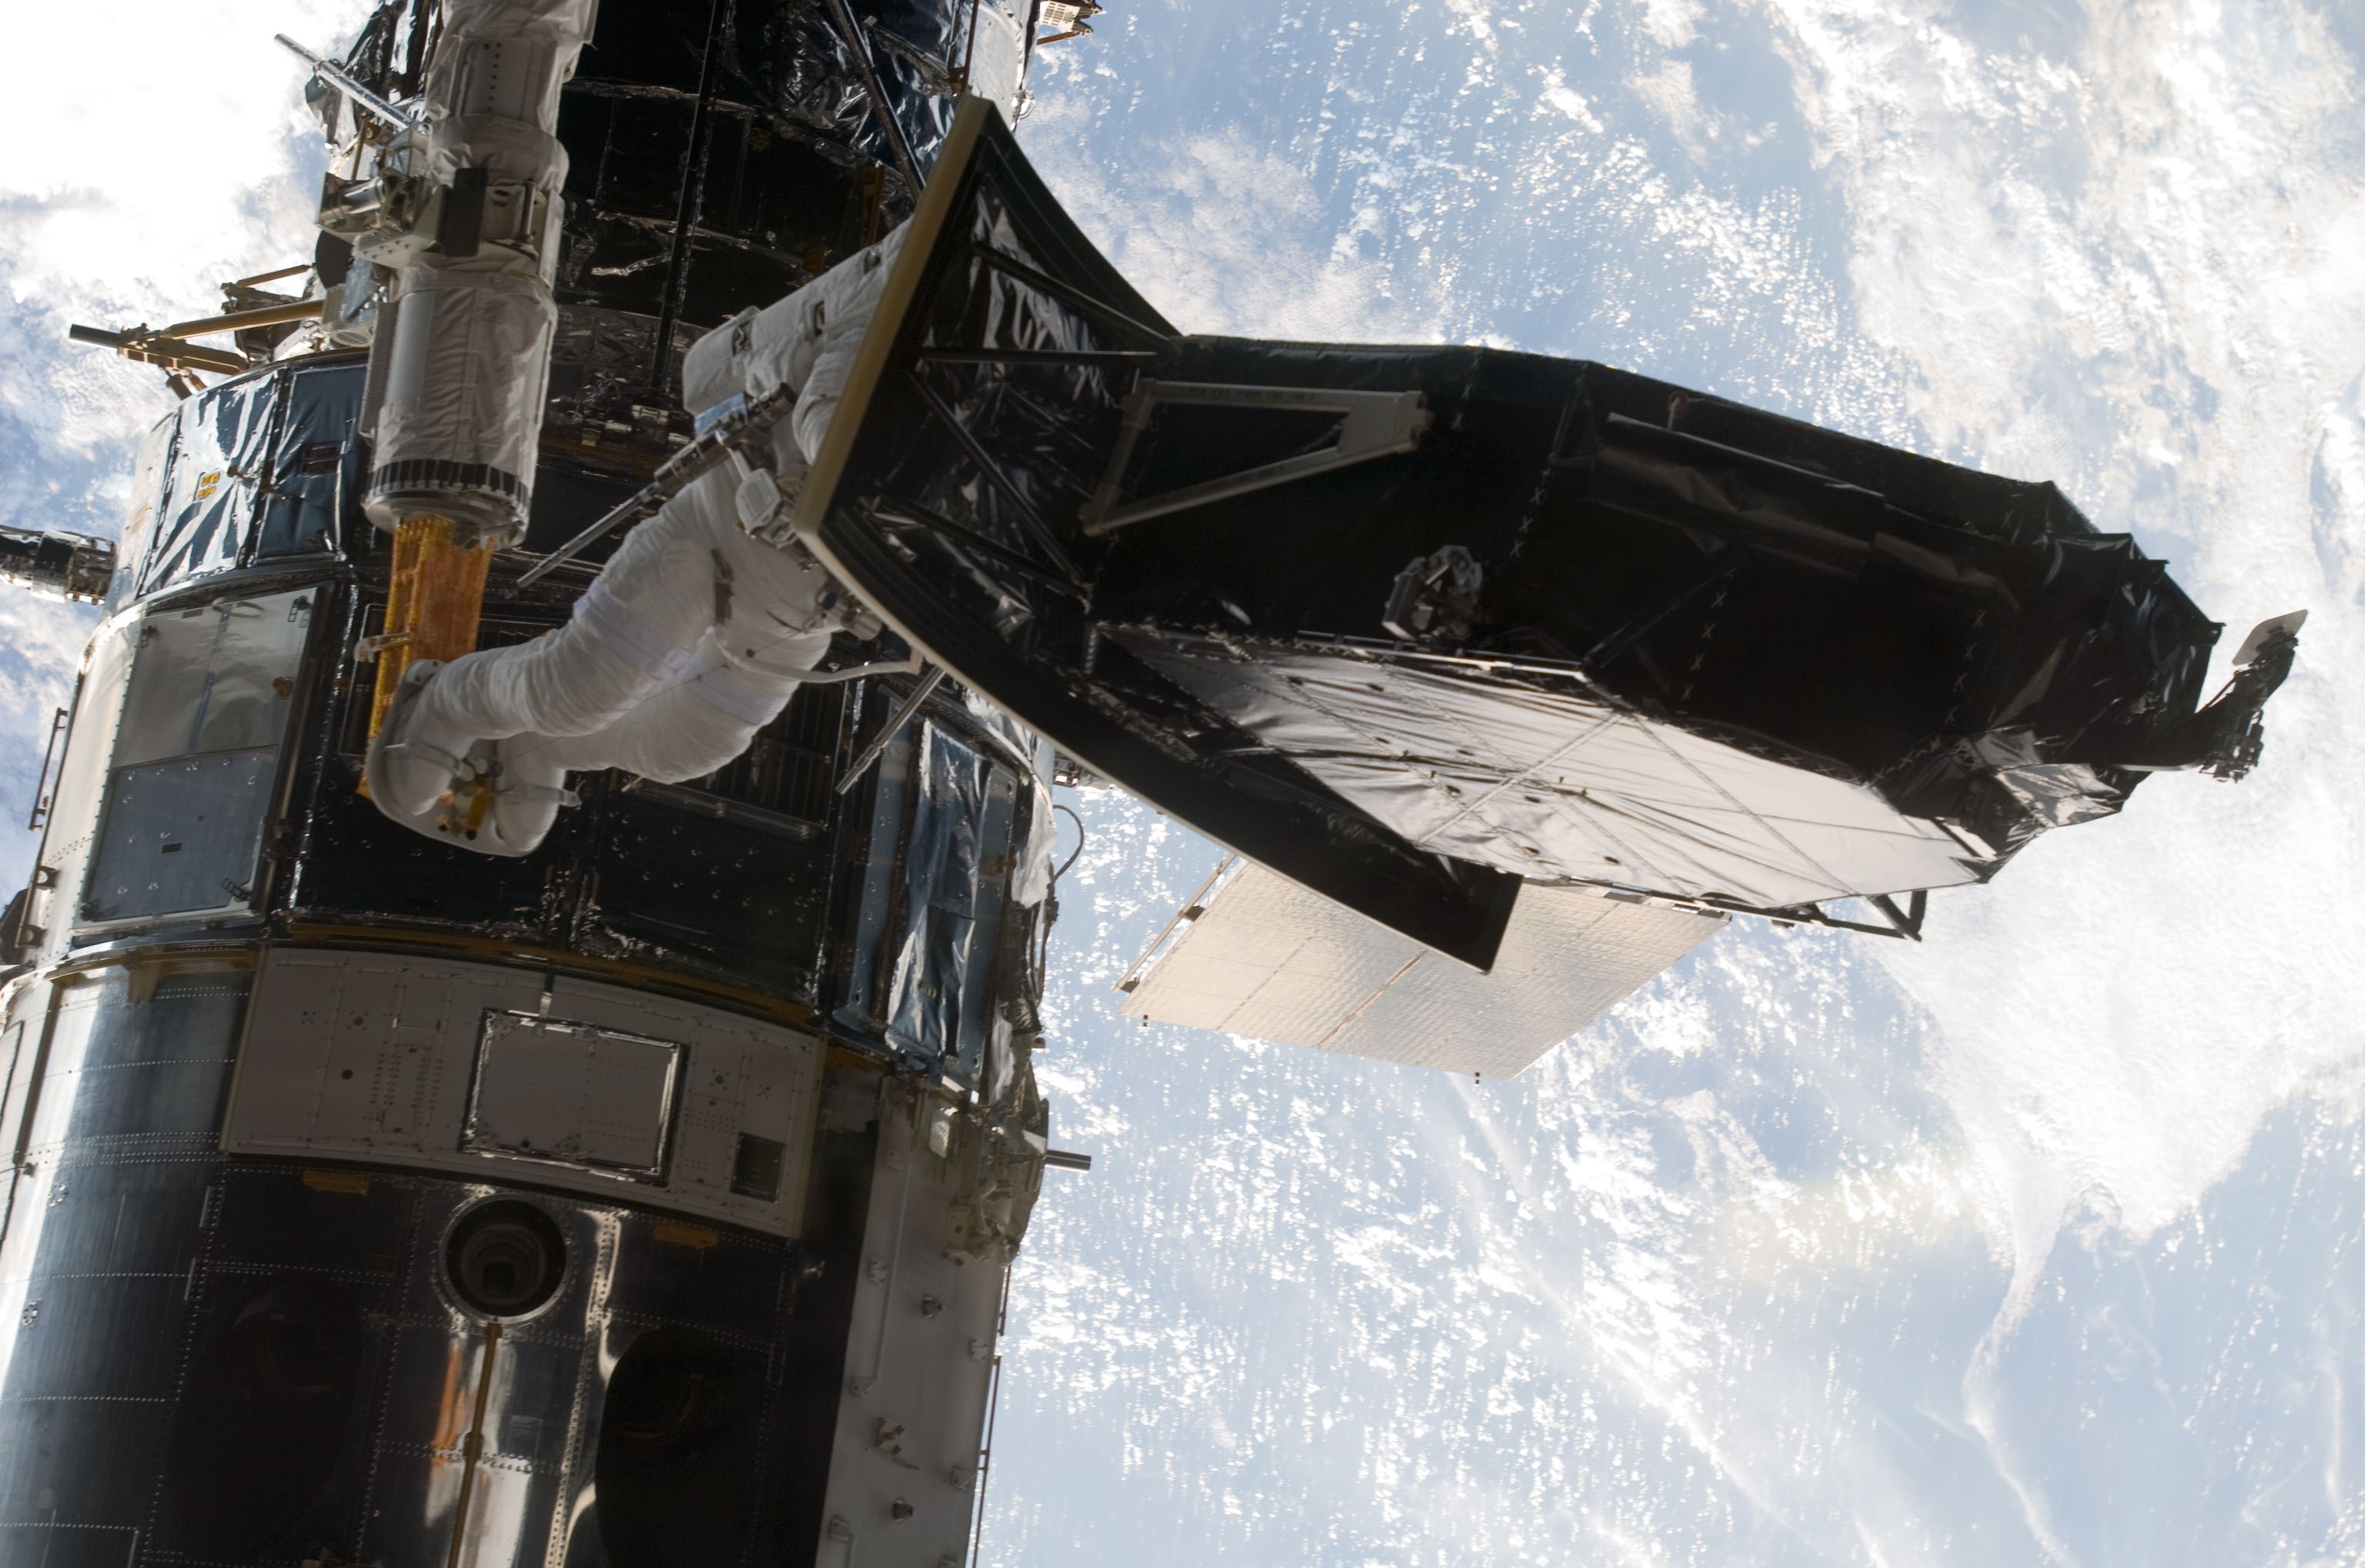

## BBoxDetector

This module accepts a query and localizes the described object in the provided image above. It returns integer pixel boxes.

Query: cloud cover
[0,0,2357,1560]
[995,0,2365,1562]
[0,0,362,885]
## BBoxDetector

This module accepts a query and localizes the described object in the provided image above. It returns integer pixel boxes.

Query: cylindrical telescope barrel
[0,2,1069,1563]
[358,0,599,550]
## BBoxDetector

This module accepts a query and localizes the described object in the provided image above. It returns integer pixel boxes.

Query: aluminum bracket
[1078,381,1432,536]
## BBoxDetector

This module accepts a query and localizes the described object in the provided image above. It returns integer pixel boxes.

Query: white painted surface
[1122,864,1725,1077]
[225,946,822,1236]
[816,1078,1005,1565]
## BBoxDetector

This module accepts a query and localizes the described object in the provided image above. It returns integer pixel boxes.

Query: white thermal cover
[361,0,597,544]
[1120,864,1725,1078]
[367,265,557,537]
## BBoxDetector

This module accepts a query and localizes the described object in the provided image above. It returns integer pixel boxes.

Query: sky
[2,0,2362,1563]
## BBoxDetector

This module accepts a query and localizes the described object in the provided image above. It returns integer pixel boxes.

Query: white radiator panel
[1120,866,1724,1078]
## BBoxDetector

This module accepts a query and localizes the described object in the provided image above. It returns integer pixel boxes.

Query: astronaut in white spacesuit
[368,227,908,854]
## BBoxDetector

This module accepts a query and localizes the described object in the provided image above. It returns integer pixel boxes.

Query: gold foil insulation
[365,515,494,745]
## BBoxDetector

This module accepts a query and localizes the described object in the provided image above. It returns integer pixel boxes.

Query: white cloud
[1019,104,1454,343]
[1640,0,1704,48]
[0,0,360,305]
[1749,0,2365,1546]
[0,0,367,888]
[1758,0,2365,1254]
[1540,69,1607,134]
[1632,56,1711,155]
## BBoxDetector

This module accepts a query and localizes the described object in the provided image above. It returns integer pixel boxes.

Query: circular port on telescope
[445,1199,567,1319]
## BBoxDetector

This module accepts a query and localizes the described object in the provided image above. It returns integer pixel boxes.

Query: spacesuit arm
[789,229,907,465]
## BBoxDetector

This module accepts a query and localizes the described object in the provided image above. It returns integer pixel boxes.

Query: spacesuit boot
[367,658,467,819]
[470,736,575,854]
[366,658,582,857]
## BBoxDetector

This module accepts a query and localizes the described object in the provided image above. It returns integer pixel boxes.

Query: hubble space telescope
[0,0,2294,1562]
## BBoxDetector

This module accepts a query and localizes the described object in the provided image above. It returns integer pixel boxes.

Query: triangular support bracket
[1078,380,1432,537]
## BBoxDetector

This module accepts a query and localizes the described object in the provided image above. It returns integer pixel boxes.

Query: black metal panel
[0,1406,156,1565]
[283,583,577,941]
[55,1049,240,1145]
[801,101,1524,971]
[159,1273,378,1559]
[595,1326,771,1566]
[1083,341,1574,654]
[1072,342,2225,788]
[282,577,852,997]
[523,449,647,560]
[287,757,574,938]
[209,1160,420,1278]
[269,573,1039,1069]
[554,86,889,325]
[565,0,978,209]
[803,101,2253,936]
[576,783,837,998]
[6,1273,192,1403]
[5,1158,212,1280]
[550,0,992,417]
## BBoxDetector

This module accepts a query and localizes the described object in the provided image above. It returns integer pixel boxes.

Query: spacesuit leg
[372,458,858,854]
[367,231,904,851]
[369,467,738,818]
[477,628,834,852]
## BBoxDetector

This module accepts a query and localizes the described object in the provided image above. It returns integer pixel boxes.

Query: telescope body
[0,6,1057,1566]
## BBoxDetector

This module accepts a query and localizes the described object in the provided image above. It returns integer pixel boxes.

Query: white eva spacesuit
[368,226,908,854]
